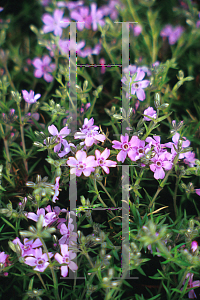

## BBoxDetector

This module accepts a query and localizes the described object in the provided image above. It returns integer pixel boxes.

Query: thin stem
[4,64,16,91]
[97,180,117,207]
[149,153,179,209]
[87,96,97,119]
[173,176,180,219]
[17,103,28,173]
[39,237,60,300]
[36,272,48,291]
[93,179,107,208]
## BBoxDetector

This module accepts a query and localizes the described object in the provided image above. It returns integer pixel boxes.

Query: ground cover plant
[0,0,200,299]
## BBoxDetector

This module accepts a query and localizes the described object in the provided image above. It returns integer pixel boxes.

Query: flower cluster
[160,25,184,45]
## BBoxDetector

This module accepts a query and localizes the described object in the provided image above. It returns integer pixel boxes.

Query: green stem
[173,176,180,219]
[87,96,97,119]
[149,153,179,208]
[4,64,16,91]
[97,180,117,207]
[17,103,28,173]
[93,179,107,208]
[39,237,60,300]
[36,272,48,292]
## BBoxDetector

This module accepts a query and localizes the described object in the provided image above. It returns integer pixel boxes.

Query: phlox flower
[74,118,105,147]
[67,150,97,177]
[101,0,123,20]
[55,244,78,277]
[42,9,70,37]
[181,273,200,299]
[112,133,139,163]
[26,208,57,227]
[58,39,85,56]
[195,189,200,196]
[191,241,198,252]
[59,221,77,245]
[32,55,56,82]
[52,176,60,203]
[24,248,53,272]
[128,136,151,162]
[133,24,142,36]
[165,132,190,160]
[146,136,166,155]
[12,237,42,257]
[160,25,184,45]
[90,3,105,31]
[184,151,197,167]
[95,148,117,174]
[149,152,173,180]
[0,251,10,276]
[45,205,68,229]
[48,124,71,153]
[70,6,92,30]
[22,90,41,104]
[121,68,150,101]
[78,43,102,58]
[143,107,157,121]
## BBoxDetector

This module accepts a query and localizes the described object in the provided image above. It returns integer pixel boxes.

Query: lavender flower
[191,241,198,252]
[112,133,139,163]
[160,25,184,45]
[181,273,200,299]
[67,150,97,177]
[52,177,60,203]
[26,208,57,227]
[121,68,150,101]
[165,132,190,160]
[90,3,105,31]
[55,244,78,277]
[32,55,56,82]
[70,6,92,30]
[149,152,173,180]
[42,9,70,37]
[95,148,117,174]
[22,90,41,104]
[143,107,157,121]
[59,222,77,246]
[12,237,42,257]
[24,248,53,272]
[47,124,71,153]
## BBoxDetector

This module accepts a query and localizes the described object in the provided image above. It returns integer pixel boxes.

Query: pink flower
[165,133,190,160]
[52,177,60,203]
[184,151,197,167]
[0,251,10,275]
[149,152,173,180]
[160,25,184,45]
[58,39,85,56]
[191,241,198,252]
[58,140,76,158]
[99,58,106,74]
[12,237,42,257]
[47,124,71,153]
[57,1,83,10]
[90,3,105,31]
[70,6,92,30]
[55,244,78,277]
[24,248,53,272]
[195,189,200,196]
[121,68,150,101]
[143,107,157,121]
[32,55,56,82]
[95,148,117,174]
[112,133,139,163]
[74,118,105,147]
[26,208,57,227]
[182,273,200,299]
[59,221,77,246]
[133,24,142,36]
[146,135,166,155]
[78,43,102,58]
[22,90,41,104]
[67,150,97,177]
[42,9,70,37]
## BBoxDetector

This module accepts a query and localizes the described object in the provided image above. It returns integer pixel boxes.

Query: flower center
[64,256,69,264]
[138,148,143,154]
[156,161,161,167]
[122,143,129,151]
[134,83,139,88]
[37,259,44,266]
[98,158,104,165]
[77,163,85,170]
[23,245,30,250]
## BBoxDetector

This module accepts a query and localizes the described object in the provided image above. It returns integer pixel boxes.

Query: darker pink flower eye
[38,259,44,265]
[98,158,104,165]
[139,148,143,154]
[123,143,129,150]
[156,161,161,167]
